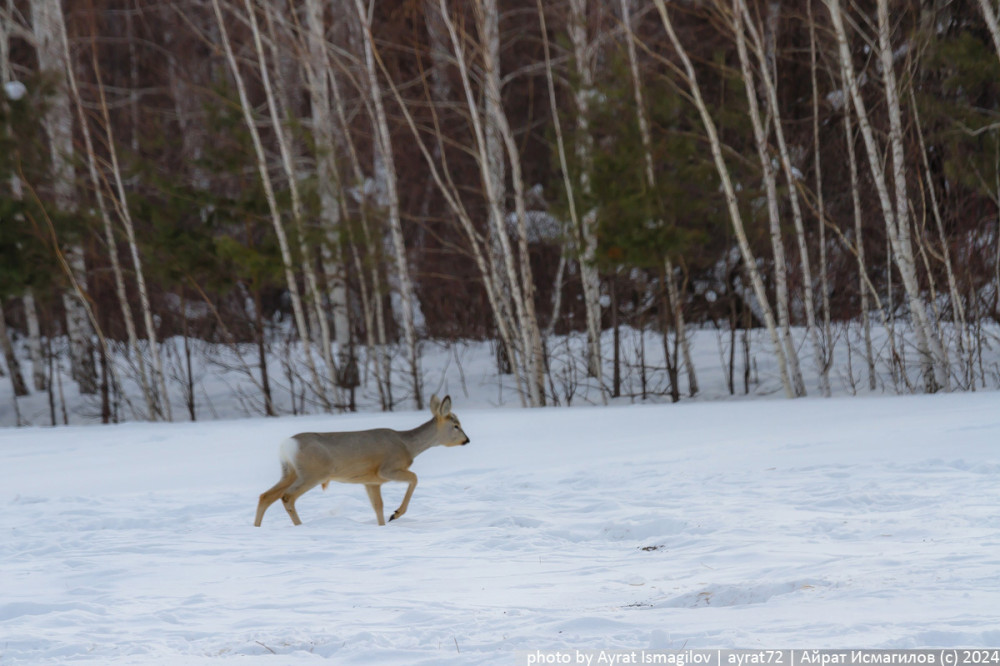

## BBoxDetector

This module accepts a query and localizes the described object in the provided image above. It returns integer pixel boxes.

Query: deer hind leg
[280,477,325,526]
[381,469,418,522]
[365,484,386,526]
[255,465,297,527]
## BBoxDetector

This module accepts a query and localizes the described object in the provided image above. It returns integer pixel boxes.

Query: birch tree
[368,3,539,405]
[326,26,394,410]
[473,0,547,405]
[735,0,829,396]
[31,0,97,394]
[262,3,345,409]
[433,0,545,404]
[2,11,44,394]
[843,97,877,390]
[619,0,698,398]
[566,0,604,385]
[653,0,796,398]
[303,0,353,392]
[825,0,950,392]
[807,0,835,393]
[70,41,152,416]
[730,0,806,397]
[88,31,172,420]
[210,0,329,410]
[353,0,424,409]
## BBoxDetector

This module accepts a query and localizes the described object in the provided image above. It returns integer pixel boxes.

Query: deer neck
[403,418,440,458]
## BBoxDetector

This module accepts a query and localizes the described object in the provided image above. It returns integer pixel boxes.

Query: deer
[254,395,470,527]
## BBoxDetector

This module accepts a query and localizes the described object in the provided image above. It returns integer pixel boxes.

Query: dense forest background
[2,0,1000,423]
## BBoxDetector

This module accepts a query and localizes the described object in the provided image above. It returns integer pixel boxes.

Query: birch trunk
[31,0,97,394]
[327,37,394,410]
[475,0,547,404]
[23,290,47,391]
[653,0,795,398]
[304,0,352,390]
[732,1,806,396]
[738,0,828,396]
[89,39,172,420]
[210,0,330,411]
[843,101,877,390]
[253,1,335,411]
[567,0,604,385]
[58,7,155,416]
[911,89,970,386]
[354,0,423,409]
[978,0,1000,60]
[826,0,949,392]
[536,0,584,359]
[875,0,949,391]
[2,30,46,394]
[368,6,528,404]
[808,0,835,394]
[620,0,698,397]
[438,0,542,405]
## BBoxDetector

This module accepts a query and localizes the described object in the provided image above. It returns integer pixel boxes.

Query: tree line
[1,0,999,422]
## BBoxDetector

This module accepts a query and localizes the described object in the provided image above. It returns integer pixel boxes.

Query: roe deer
[254,395,469,526]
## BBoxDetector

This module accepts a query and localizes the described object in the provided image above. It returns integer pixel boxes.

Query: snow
[2,325,1000,662]
[3,386,1000,662]
[3,80,26,101]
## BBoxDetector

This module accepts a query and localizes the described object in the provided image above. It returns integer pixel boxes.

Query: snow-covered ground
[2,326,1000,662]
[4,323,1000,427]
[3,388,1000,663]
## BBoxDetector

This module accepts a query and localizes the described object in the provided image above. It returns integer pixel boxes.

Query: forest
[1,0,1000,423]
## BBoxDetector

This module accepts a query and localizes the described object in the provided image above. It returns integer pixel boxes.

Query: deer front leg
[381,469,418,522]
[365,484,386,526]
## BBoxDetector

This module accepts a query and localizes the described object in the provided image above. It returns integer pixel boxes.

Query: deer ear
[429,394,441,415]
[439,395,452,416]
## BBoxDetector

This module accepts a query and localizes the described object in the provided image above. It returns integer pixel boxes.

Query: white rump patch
[278,437,299,465]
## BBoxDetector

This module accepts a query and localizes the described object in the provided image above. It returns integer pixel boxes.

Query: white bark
[738,0,828,396]
[537,0,583,349]
[3,25,46,394]
[567,0,604,384]
[475,0,547,404]
[620,0,697,397]
[353,0,423,409]
[732,1,805,396]
[876,0,948,391]
[370,4,529,404]
[254,1,335,411]
[54,6,156,415]
[23,290,46,391]
[31,0,97,394]
[89,39,172,420]
[437,0,542,404]
[911,88,970,385]
[977,0,1000,60]
[808,0,834,394]
[210,0,328,410]
[303,0,352,384]
[327,34,394,409]
[842,85,877,391]
[653,0,795,398]
[825,0,949,392]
